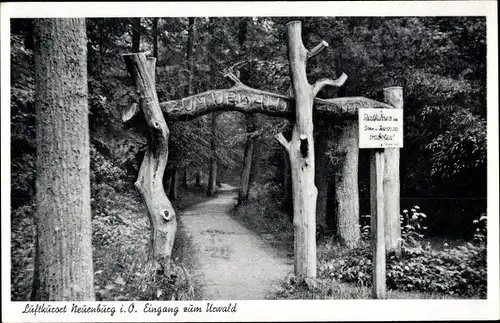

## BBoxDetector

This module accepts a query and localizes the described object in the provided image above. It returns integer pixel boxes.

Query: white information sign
[359,108,403,148]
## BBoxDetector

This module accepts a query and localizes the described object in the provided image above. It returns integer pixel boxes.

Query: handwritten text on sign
[359,108,403,148]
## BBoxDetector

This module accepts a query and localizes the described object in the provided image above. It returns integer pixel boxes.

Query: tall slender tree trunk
[152,18,159,58]
[250,116,262,185]
[315,130,330,231]
[216,166,222,187]
[163,169,173,194]
[186,17,201,187]
[207,113,218,196]
[132,18,141,52]
[169,169,178,200]
[182,170,188,187]
[332,120,360,248]
[239,114,255,202]
[195,170,202,187]
[331,49,360,248]
[186,17,196,96]
[237,18,256,202]
[32,18,94,301]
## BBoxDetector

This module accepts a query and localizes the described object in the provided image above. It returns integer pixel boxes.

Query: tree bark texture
[207,113,218,196]
[315,130,330,231]
[274,21,349,280]
[32,18,94,301]
[237,18,255,202]
[382,87,403,257]
[123,53,177,269]
[333,120,360,248]
[275,22,319,280]
[286,21,318,280]
[132,18,141,52]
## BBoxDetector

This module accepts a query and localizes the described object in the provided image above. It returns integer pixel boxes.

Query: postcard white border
[1,1,498,322]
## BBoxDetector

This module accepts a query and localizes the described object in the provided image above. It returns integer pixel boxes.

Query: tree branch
[312,73,348,96]
[275,132,290,152]
[307,40,329,59]
[224,71,243,86]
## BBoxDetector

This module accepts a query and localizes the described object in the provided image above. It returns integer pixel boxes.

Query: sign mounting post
[360,87,403,299]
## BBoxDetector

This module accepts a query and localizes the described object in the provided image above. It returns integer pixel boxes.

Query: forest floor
[178,183,293,300]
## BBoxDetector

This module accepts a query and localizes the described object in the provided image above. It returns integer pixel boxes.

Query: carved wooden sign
[160,86,291,120]
[122,71,395,123]
[157,89,393,121]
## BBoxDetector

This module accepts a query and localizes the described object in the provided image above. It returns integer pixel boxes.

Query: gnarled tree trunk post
[123,53,176,270]
[382,87,403,257]
[275,21,347,281]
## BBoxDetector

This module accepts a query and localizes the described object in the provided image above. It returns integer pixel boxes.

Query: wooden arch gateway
[123,20,401,298]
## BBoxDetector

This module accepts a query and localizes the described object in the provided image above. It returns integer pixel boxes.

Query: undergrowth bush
[320,209,487,298]
[232,181,487,299]
[11,204,36,301]
[91,187,195,301]
[11,146,195,301]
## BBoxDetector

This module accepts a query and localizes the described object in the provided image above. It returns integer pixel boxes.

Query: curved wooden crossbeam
[315,97,393,116]
[160,85,291,120]
[154,90,393,121]
[122,65,392,122]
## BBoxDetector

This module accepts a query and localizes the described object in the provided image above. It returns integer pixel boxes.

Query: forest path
[179,183,293,300]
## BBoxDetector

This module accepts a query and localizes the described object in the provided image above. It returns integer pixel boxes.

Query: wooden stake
[370,149,386,299]
[382,86,403,257]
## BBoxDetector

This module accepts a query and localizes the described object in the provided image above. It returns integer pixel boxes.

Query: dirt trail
[179,183,293,300]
